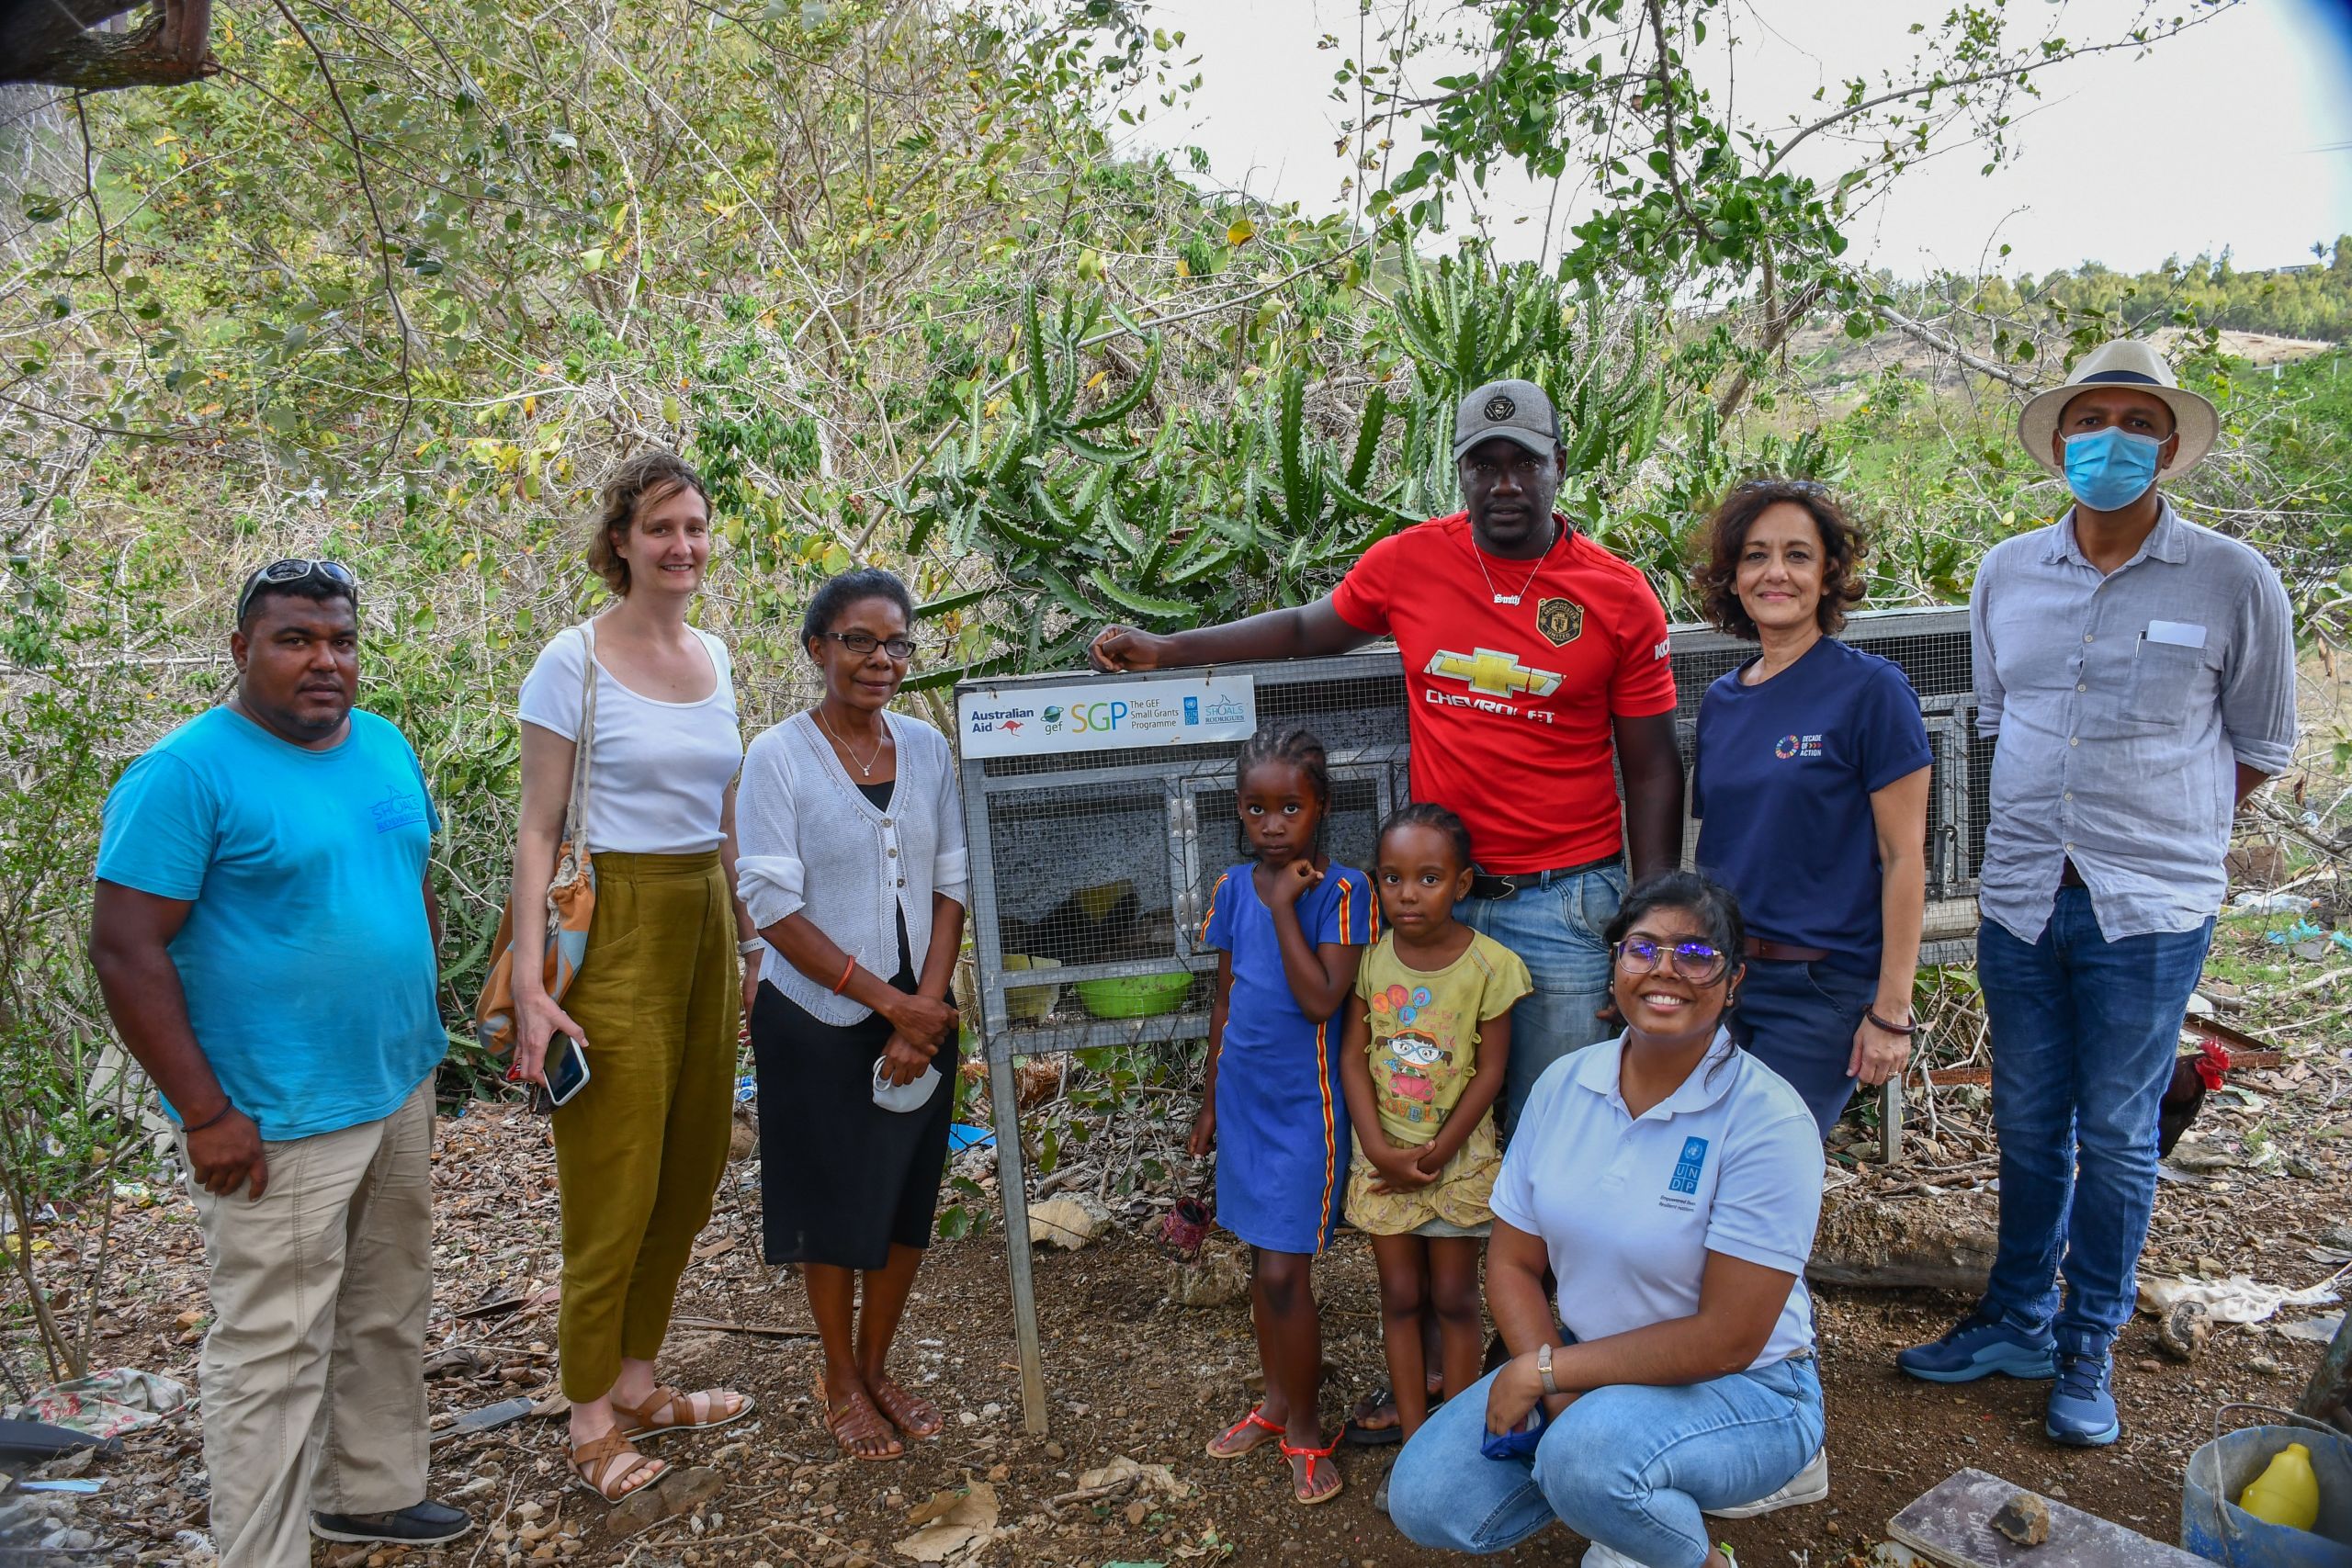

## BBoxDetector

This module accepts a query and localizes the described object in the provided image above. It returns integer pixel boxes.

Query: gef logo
[1668,1135,1710,1195]
[1071,701,1129,733]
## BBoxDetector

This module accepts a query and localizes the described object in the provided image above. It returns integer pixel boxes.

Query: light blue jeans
[1456,863,1625,1134]
[1978,888,2216,1354]
[1388,1357,1824,1565]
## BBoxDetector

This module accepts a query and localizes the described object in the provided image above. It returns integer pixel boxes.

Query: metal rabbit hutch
[955,604,1980,1432]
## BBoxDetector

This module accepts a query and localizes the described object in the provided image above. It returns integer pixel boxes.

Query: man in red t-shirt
[1091,378,1685,1125]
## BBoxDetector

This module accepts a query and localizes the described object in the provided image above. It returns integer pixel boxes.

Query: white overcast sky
[1118,0,2352,278]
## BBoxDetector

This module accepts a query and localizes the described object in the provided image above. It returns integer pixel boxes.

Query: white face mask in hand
[871,1055,942,1113]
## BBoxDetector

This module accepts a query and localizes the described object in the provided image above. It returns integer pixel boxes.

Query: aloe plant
[896,261,1674,687]
[895,290,1421,689]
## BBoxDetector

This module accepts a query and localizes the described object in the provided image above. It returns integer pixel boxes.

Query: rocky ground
[6,905,2349,1568]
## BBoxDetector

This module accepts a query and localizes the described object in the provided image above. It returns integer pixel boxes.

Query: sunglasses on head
[1614,935,1730,986]
[235,558,358,624]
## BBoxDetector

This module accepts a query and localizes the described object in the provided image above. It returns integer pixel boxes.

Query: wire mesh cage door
[1177,767,1396,959]
[955,650,1412,1435]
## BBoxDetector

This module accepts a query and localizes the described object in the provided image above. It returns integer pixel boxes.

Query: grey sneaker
[1703,1448,1829,1518]
[1582,1544,1647,1568]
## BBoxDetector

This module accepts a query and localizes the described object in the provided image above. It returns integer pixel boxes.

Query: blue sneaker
[2045,1350,2121,1446]
[1895,1306,2057,1383]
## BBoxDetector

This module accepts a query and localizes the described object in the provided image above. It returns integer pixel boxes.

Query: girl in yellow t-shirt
[1340,804,1531,1441]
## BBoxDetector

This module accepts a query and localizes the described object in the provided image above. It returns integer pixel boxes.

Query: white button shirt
[1971,502,2297,943]
[1491,1029,1823,1371]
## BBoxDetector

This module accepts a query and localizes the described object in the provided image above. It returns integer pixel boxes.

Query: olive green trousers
[552,850,739,1401]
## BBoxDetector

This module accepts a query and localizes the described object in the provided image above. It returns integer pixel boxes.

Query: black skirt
[750,956,957,1271]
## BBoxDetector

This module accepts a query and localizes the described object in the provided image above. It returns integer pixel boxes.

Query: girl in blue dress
[1193,728,1374,1506]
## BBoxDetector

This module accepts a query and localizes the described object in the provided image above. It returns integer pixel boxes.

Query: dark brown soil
[30,1069,2345,1567]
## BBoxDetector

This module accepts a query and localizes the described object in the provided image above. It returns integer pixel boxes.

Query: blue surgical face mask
[2062,427,2165,513]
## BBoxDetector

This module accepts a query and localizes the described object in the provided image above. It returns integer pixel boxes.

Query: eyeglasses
[235,558,358,623]
[1614,935,1730,985]
[820,630,914,660]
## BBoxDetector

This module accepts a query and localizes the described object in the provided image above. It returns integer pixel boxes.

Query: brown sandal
[614,1383,756,1439]
[867,1375,944,1439]
[569,1429,668,1502]
[812,1372,903,1462]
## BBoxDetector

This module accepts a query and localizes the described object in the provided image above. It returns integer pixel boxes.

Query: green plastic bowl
[1074,970,1193,1020]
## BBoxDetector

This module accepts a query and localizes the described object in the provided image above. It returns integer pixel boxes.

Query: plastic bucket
[2182,1404,2352,1568]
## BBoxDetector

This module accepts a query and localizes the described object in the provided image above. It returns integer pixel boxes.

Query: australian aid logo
[1420,647,1562,726]
[964,703,1037,739]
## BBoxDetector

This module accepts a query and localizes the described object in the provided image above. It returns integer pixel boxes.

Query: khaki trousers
[552,850,739,1401]
[180,1077,434,1568]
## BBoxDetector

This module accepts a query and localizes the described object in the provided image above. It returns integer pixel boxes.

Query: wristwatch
[1536,1342,1558,1397]
[737,936,765,958]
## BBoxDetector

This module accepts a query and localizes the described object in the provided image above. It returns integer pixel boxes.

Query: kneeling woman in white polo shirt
[1387,872,1826,1567]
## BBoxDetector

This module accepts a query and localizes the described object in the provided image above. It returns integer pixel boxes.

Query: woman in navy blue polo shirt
[1384,873,1827,1564]
[1688,479,1931,1135]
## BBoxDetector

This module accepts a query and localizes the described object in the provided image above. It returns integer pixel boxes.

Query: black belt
[2060,857,2086,888]
[1465,856,1622,901]
[1745,937,1830,963]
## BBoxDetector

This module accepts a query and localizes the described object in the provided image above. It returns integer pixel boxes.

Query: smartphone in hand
[542,1034,591,1109]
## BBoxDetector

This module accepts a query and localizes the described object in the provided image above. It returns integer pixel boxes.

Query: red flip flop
[1204,1404,1285,1461]
[1281,1437,1344,1506]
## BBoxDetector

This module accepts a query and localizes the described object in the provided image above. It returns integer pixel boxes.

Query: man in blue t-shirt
[90,561,469,1565]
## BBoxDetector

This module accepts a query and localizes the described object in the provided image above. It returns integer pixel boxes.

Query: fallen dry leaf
[894,1480,1000,1562]
[1077,1455,1183,1500]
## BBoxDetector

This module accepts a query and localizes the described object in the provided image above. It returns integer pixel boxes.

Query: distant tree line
[1893,239,2352,345]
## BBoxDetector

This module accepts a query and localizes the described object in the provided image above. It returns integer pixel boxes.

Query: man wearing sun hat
[1896,340,2297,1445]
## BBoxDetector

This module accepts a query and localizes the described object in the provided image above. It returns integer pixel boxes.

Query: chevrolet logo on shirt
[1423,648,1563,699]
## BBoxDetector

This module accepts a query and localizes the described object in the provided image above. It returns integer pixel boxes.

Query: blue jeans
[1729,958,1875,1137]
[1457,863,1626,1134]
[1388,1357,1825,1566]
[1978,887,2214,1352]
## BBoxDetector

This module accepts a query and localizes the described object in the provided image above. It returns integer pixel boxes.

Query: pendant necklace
[816,706,885,777]
[1470,520,1556,605]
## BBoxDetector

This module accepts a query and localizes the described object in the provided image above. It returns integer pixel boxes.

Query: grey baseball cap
[1453,378,1560,460]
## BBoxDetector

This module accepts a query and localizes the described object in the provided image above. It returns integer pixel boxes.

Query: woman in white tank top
[508,452,758,1503]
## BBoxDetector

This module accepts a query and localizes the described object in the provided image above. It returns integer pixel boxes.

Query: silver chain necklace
[1468,520,1557,605]
[815,706,885,777]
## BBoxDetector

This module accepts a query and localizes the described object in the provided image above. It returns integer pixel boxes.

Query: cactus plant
[1388,251,1667,493]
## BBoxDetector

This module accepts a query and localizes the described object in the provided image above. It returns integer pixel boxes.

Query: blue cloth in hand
[1478,1404,1546,1461]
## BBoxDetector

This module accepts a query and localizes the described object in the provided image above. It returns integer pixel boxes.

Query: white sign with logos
[957,674,1258,758]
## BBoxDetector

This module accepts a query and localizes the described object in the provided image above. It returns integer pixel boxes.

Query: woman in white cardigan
[737,569,968,1464]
